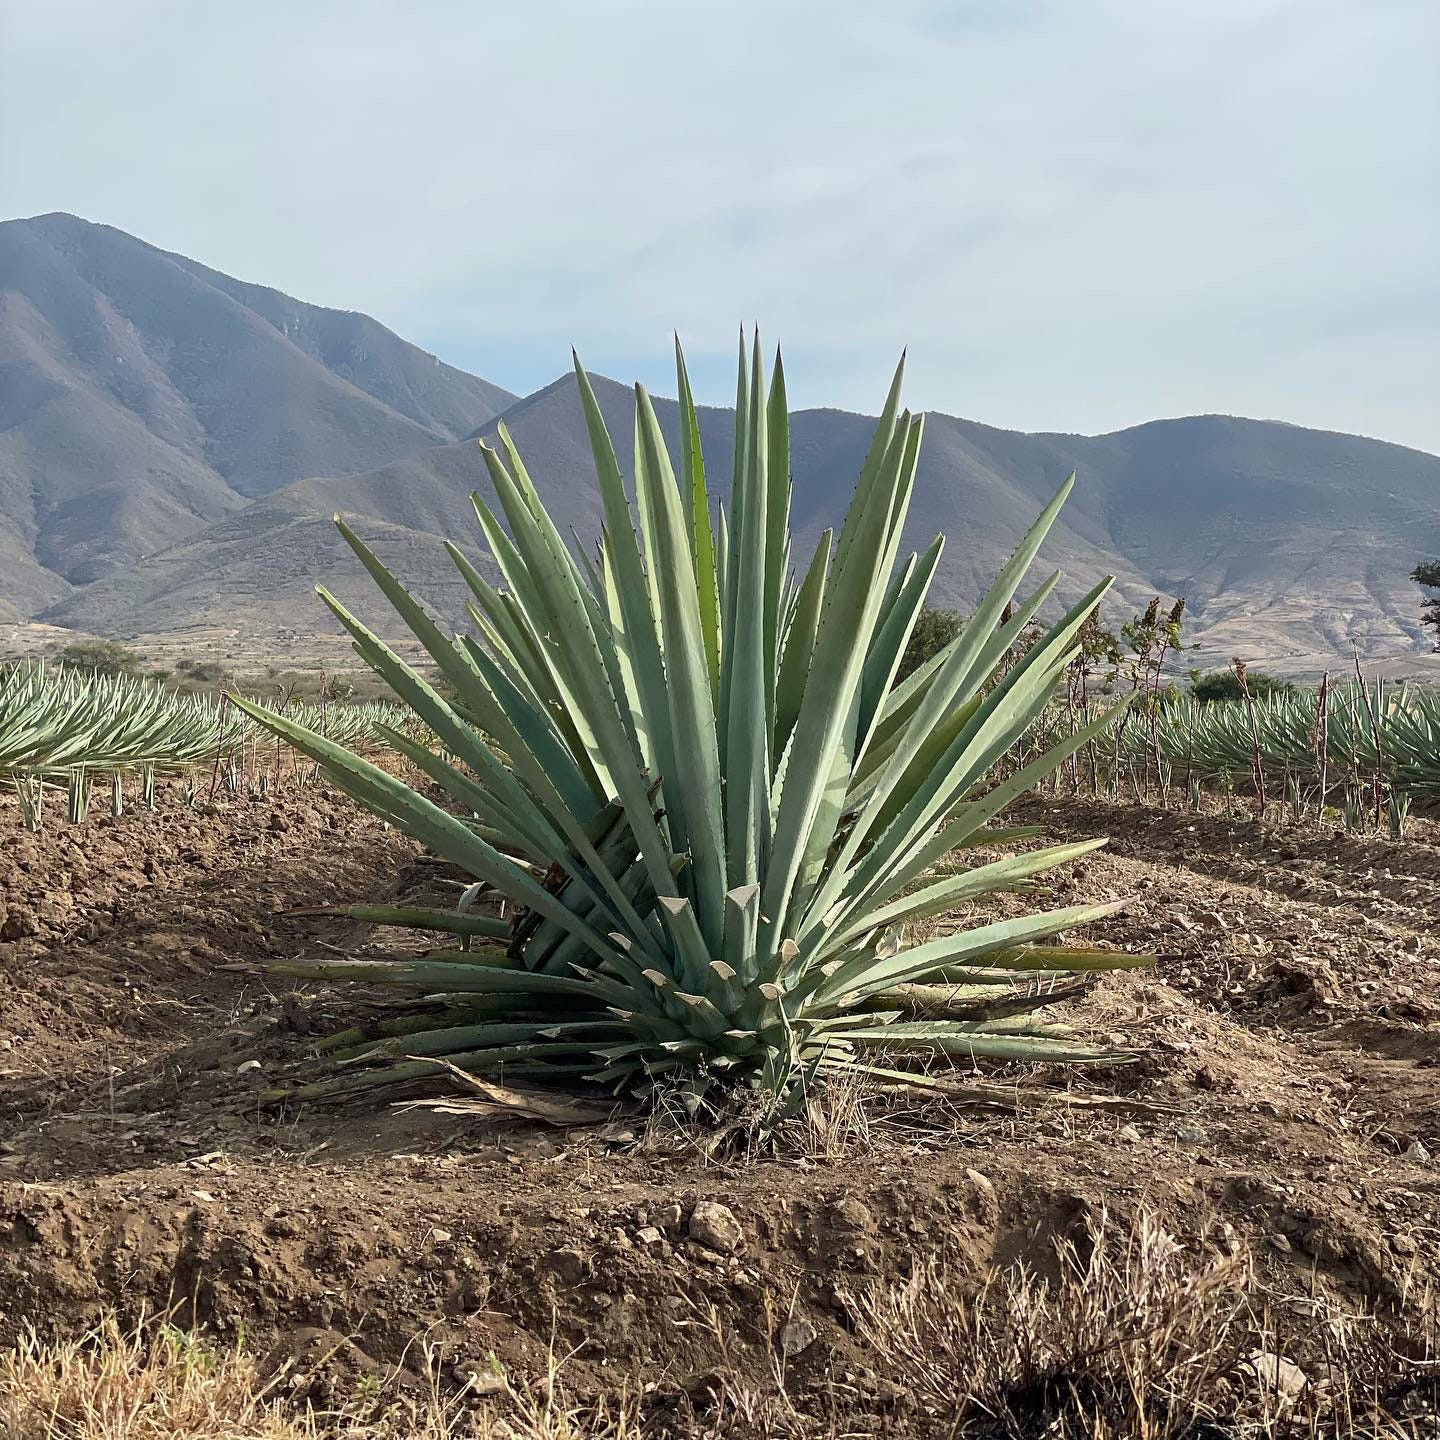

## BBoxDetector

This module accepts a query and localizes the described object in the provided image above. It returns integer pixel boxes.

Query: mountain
[49,375,1440,672]
[43,374,1158,644]
[5,217,1438,671]
[0,212,514,616]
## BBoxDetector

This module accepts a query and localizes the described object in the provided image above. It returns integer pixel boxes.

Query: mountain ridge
[4,215,1438,671]
[0,212,515,614]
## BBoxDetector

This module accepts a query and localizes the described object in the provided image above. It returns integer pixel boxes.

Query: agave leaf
[813,899,1130,1008]
[575,360,675,775]
[815,481,1081,919]
[867,978,1093,1021]
[857,538,942,750]
[840,676,1134,927]
[721,338,772,894]
[773,529,832,764]
[287,903,511,940]
[874,698,1134,906]
[823,353,907,604]
[338,1018,627,1065]
[842,1024,1128,1064]
[271,953,638,1004]
[480,438,709,978]
[762,414,921,950]
[231,698,647,981]
[633,386,729,951]
[763,344,791,728]
[831,839,1110,946]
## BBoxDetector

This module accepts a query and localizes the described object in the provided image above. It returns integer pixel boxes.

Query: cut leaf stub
[237,334,1144,1113]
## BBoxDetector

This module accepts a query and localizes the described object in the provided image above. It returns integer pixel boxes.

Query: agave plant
[237,338,1149,1114]
[1388,787,1410,840]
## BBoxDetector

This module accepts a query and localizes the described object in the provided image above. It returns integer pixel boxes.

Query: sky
[3,0,1438,453]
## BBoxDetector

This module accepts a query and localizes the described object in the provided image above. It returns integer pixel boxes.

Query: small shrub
[897,604,964,681]
[1412,559,1440,650]
[1189,668,1295,704]
[842,1208,1437,1438]
[52,639,142,676]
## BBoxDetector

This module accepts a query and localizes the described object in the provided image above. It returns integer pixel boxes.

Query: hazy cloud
[3,0,1436,449]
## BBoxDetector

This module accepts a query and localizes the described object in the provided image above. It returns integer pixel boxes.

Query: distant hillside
[6,216,1439,671]
[49,373,1440,672]
[0,212,514,611]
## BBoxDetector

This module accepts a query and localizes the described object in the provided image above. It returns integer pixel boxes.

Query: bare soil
[1,781,1437,1433]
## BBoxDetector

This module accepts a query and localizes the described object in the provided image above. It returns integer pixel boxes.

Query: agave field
[0,659,410,827]
[2,347,1437,1438]
[0,662,242,777]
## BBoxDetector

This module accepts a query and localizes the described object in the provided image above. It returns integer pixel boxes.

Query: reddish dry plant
[1312,670,1331,819]
[1351,645,1388,831]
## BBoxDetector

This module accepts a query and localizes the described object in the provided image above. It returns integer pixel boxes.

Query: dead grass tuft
[0,1318,298,1440]
[0,1316,646,1440]
[841,1208,1438,1438]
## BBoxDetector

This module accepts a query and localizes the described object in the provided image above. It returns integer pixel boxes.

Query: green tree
[897,604,963,681]
[1412,560,1440,650]
[1189,668,1295,704]
[53,639,142,675]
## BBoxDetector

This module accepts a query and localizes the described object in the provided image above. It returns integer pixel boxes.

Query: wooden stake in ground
[1232,657,1266,819]
[1352,645,1386,831]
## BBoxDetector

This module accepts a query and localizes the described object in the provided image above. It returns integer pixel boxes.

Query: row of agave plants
[1137,680,1438,831]
[1003,666,1438,833]
[234,336,1151,1117]
[0,660,410,828]
[1147,683,1440,791]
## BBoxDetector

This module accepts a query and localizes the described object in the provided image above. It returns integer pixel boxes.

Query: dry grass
[842,1208,1438,1438]
[0,1317,645,1440]
[629,1064,986,1170]
[0,1320,299,1440]
[3,1216,1435,1439]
